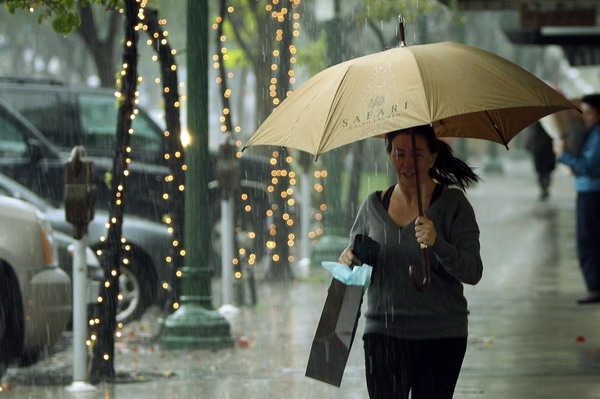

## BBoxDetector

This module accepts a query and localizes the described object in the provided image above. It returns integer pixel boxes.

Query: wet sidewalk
[3,158,600,398]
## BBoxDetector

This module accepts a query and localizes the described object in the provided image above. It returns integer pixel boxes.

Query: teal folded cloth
[322,261,373,288]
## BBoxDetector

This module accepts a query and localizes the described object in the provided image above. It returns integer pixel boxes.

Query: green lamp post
[160,0,233,350]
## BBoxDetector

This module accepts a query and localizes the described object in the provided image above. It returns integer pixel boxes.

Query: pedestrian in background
[338,125,483,399]
[555,93,600,304]
[526,122,556,201]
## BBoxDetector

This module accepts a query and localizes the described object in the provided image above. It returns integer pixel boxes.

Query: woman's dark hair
[582,93,600,114]
[385,124,480,191]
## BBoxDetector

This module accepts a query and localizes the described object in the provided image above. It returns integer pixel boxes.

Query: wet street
[3,158,600,398]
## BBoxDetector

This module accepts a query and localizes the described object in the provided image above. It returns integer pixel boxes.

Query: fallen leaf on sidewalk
[237,336,250,348]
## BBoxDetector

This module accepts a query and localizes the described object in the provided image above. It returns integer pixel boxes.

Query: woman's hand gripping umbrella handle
[408,131,431,292]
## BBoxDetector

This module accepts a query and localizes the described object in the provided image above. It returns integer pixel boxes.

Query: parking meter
[64,145,97,390]
[217,139,240,198]
[64,146,96,239]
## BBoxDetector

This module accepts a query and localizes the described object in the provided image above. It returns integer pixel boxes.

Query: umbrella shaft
[411,132,425,217]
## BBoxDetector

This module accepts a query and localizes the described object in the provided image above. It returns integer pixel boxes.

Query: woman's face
[581,102,600,129]
[389,133,437,187]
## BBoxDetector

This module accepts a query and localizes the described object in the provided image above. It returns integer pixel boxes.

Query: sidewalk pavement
[3,157,600,398]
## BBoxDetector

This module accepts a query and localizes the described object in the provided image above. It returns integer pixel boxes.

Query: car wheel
[116,263,148,323]
[0,265,24,378]
[0,299,8,379]
[95,248,153,324]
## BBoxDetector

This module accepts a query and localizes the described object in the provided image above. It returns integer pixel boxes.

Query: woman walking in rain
[338,125,483,399]
[555,93,600,304]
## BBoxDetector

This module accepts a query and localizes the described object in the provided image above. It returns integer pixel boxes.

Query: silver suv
[0,195,71,380]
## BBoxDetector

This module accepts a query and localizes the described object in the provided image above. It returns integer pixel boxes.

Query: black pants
[577,192,600,291]
[363,333,467,399]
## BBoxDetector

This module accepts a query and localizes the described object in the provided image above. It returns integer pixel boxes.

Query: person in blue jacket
[555,94,600,304]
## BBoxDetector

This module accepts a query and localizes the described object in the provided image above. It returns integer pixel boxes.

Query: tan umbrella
[244,41,576,155]
[244,23,578,291]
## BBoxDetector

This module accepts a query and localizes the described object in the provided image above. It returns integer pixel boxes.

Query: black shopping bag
[305,234,379,387]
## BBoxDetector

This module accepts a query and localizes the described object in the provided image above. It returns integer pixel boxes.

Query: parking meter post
[66,234,96,393]
[64,146,97,391]
[292,151,312,278]
[220,198,234,305]
[71,237,87,381]
[217,140,240,306]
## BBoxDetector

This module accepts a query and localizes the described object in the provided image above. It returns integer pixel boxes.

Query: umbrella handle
[409,130,431,292]
[409,248,431,292]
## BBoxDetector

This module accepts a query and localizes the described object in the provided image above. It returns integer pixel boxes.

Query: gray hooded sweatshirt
[349,187,483,340]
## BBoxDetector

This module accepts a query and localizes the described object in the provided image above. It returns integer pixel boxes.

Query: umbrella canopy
[244,41,578,156]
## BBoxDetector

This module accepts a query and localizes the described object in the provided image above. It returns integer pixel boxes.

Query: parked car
[0,195,71,380]
[14,228,102,367]
[0,172,172,323]
[0,77,271,271]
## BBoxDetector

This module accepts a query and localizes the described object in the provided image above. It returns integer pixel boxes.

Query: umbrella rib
[485,111,510,150]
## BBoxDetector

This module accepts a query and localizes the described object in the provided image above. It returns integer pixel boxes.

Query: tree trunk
[91,0,138,382]
[254,7,274,126]
[144,8,185,310]
[217,0,234,134]
[266,1,296,282]
[77,3,120,88]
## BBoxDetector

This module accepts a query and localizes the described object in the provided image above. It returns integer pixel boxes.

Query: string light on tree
[93,2,188,364]
[140,7,187,311]
[88,0,146,378]
[211,5,270,282]
[263,0,305,270]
